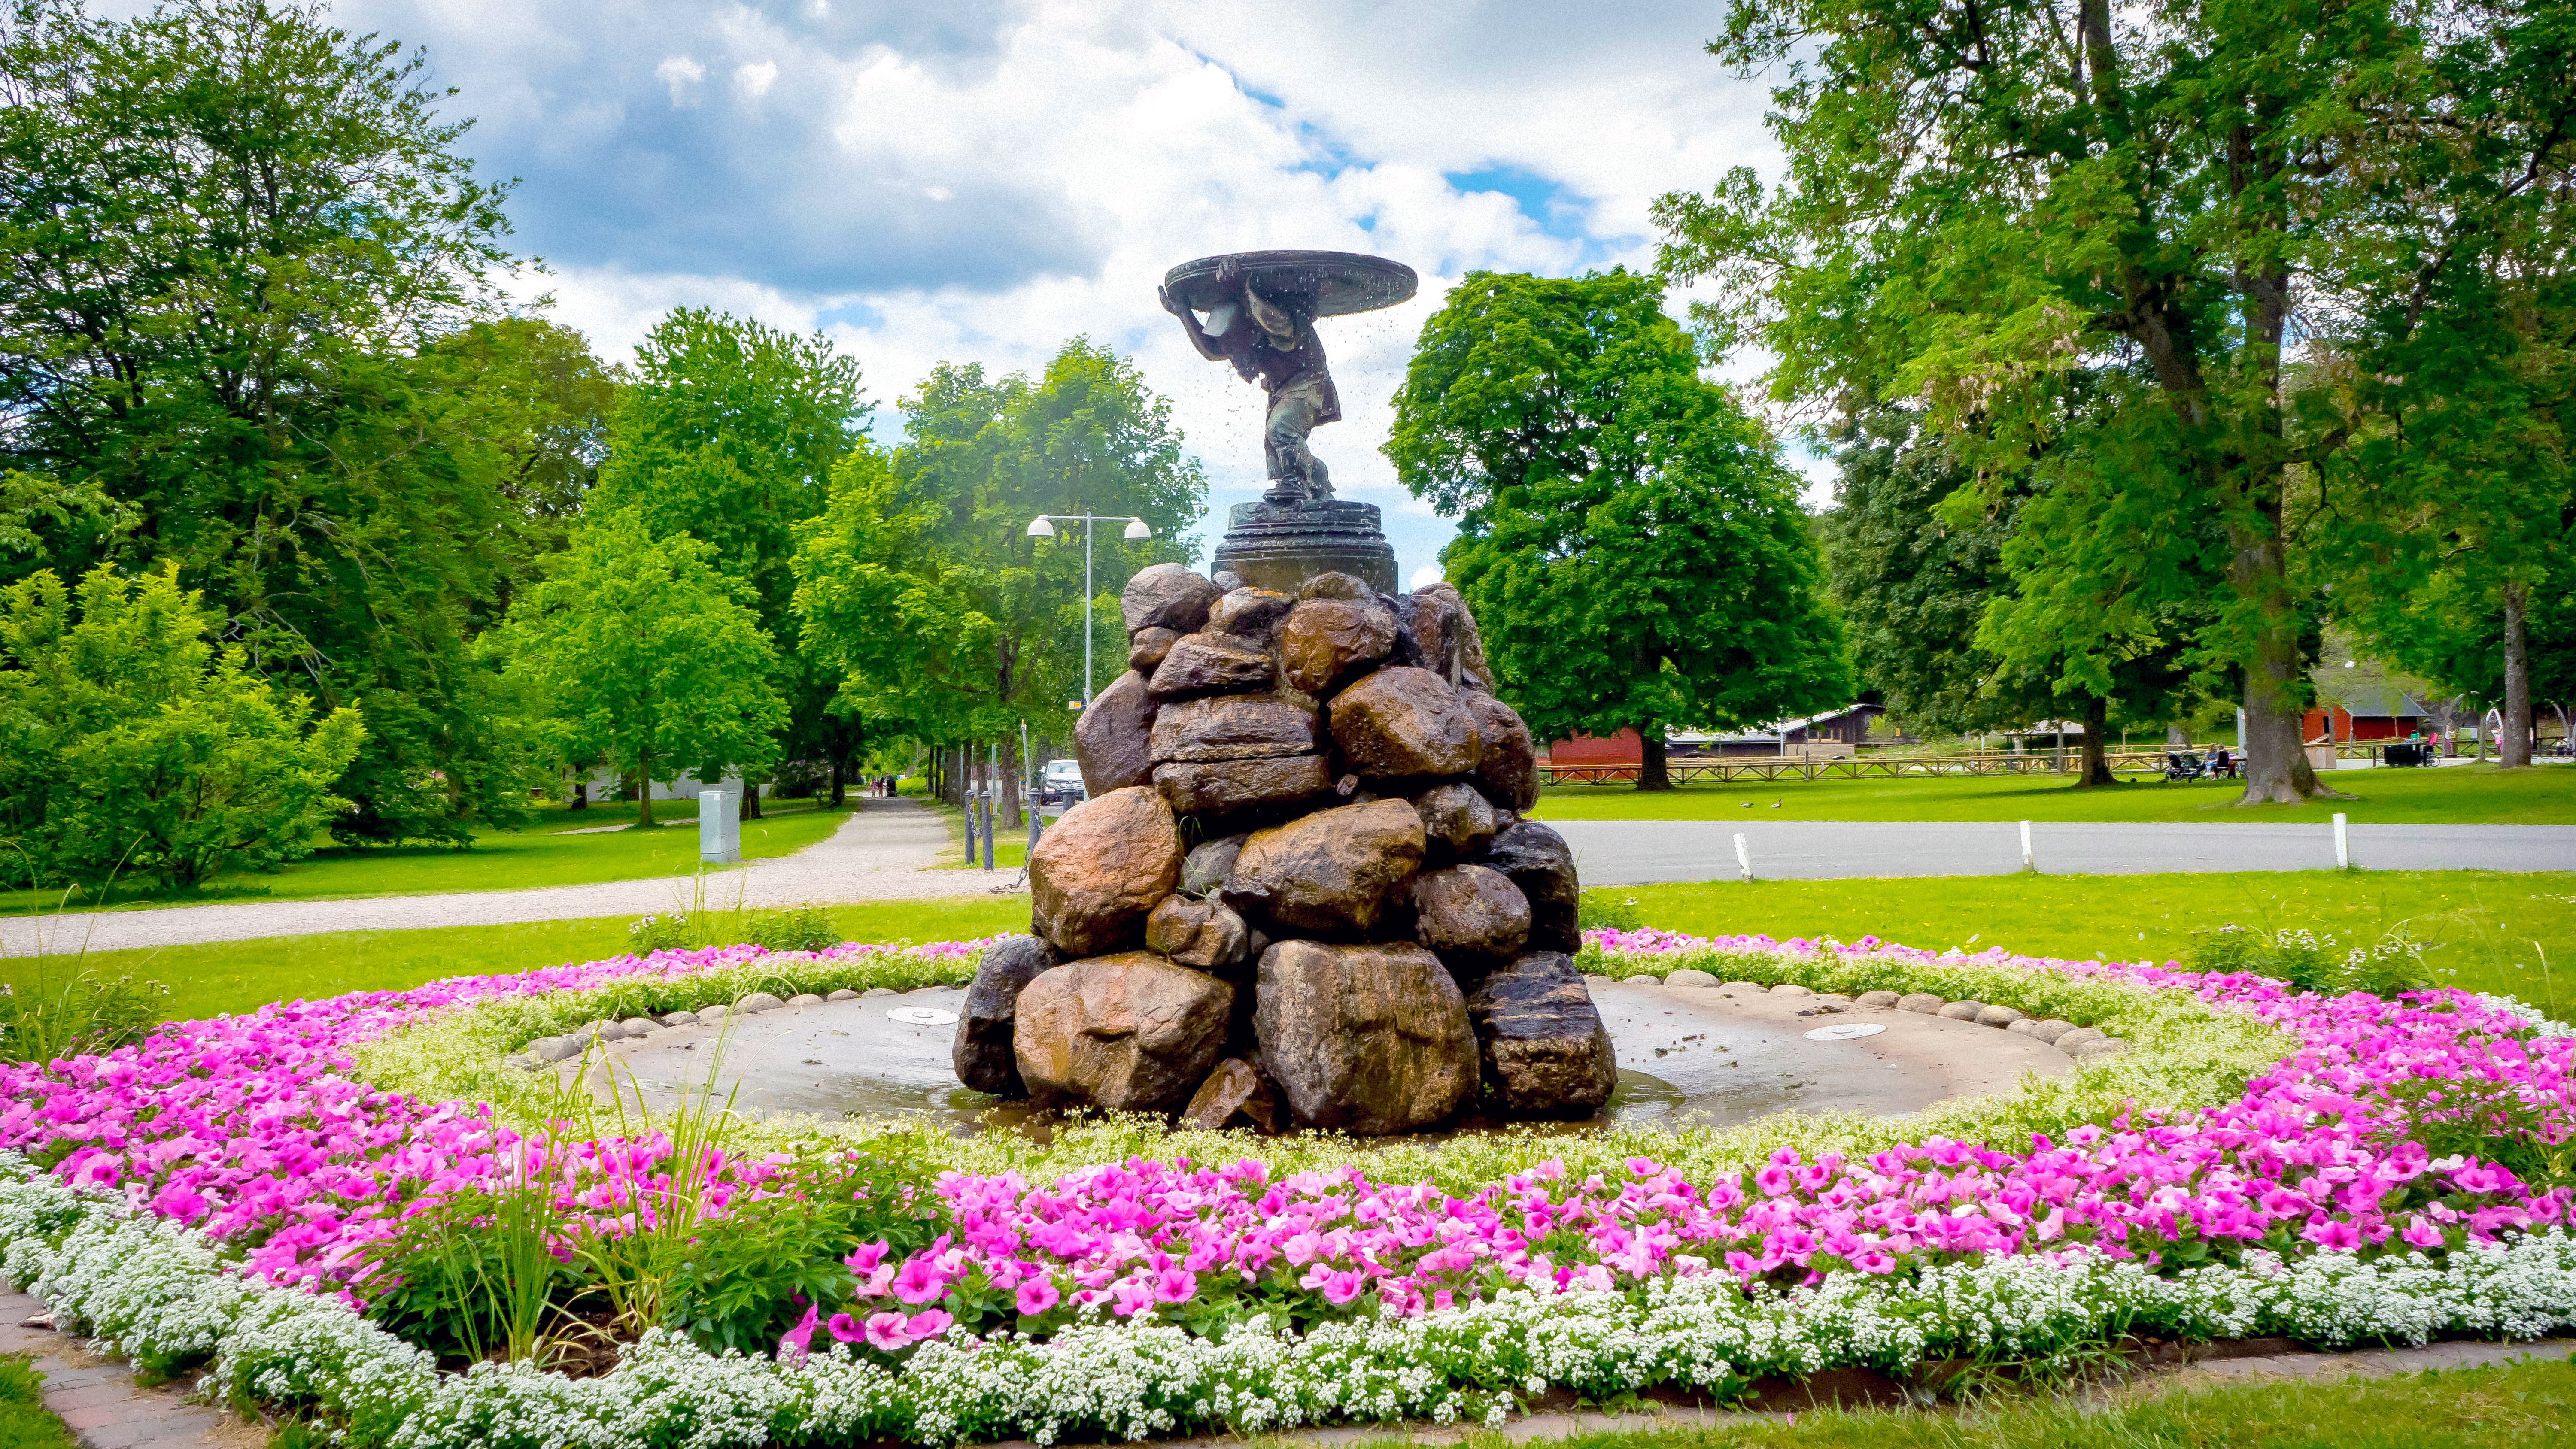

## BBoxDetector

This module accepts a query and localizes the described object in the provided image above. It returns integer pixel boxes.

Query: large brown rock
[1392,589,1457,673]
[1145,632,1276,700]
[1411,864,1531,961]
[1149,694,1322,763]
[1154,755,1333,820]
[1480,819,1580,952]
[1073,670,1158,795]
[1122,563,1222,636]
[1206,588,1296,649]
[1465,951,1616,1119]
[1254,941,1477,1134]
[1298,571,1375,602]
[1461,693,1539,812]
[1013,952,1232,1112]
[1127,627,1179,671]
[1328,666,1483,782]
[1145,893,1250,973]
[1222,797,1424,935]
[951,934,1064,1097]
[1415,582,1497,689]
[1413,781,1497,863]
[1029,786,1183,956]
[1279,598,1398,697]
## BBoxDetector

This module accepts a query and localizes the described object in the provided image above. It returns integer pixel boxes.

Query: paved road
[3,799,1029,956]
[1546,819,2576,885]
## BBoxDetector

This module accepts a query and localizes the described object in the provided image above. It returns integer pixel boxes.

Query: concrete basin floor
[557,979,2073,1136]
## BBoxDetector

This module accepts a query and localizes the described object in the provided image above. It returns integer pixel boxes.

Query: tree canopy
[1386,269,1850,788]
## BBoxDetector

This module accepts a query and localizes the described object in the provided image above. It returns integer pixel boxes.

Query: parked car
[1036,759,1088,808]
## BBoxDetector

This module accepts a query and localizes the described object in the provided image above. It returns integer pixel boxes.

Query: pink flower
[862,1311,913,1351]
[825,1312,864,1343]
[891,1257,946,1304]
[1154,1267,1197,1303]
[1016,1276,1061,1316]
[2303,1217,2363,1252]
[776,1303,819,1364]
[2400,1219,2446,1249]
[847,1240,892,1276]
[906,1309,952,1342]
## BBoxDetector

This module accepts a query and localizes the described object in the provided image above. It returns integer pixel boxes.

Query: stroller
[2163,750,2213,781]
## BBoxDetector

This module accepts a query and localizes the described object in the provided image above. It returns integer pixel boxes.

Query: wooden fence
[1537,740,2460,786]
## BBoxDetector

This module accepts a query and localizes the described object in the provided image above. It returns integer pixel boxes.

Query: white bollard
[1734,832,1752,882]
[2333,812,2350,871]
[699,790,740,864]
[2020,819,2035,873]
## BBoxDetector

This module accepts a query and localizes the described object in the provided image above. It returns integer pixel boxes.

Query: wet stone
[1029,786,1184,957]
[1255,940,1476,1134]
[1465,950,1617,1120]
[1073,670,1159,795]
[1147,632,1277,700]
[1127,627,1179,670]
[1180,1056,1278,1132]
[1279,597,1398,697]
[1149,693,1322,763]
[1461,691,1540,812]
[1122,562,1222,636]
[1412,780,1497,864]
[1145,894,1250,975]
[1014,952,1233,1113]
[1152,754,1334,820]
[1222,797,1425,937]
[1180,835,1247,897]
[1478,818,1580,952]
[1410,863,1531,963]
[1206,587,1296,649]
[1328,665,1482,782]
[952,934,1065,1097]
[1297,571,1375,602]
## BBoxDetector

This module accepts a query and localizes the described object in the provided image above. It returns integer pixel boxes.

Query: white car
[1038,759,1087,808]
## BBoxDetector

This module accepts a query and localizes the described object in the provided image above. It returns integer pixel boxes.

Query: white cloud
[733,59,779,99]
[653,54,705,106]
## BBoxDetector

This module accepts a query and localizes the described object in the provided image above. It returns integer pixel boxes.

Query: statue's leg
[1267,386,1330,502]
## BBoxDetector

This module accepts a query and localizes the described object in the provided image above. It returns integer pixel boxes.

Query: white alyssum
[4,1163,2574,1447]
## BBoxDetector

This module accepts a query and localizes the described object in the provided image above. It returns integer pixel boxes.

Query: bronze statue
[1159,251,1416,507]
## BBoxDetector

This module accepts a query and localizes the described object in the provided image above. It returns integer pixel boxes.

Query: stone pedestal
[1209,500,1398,596]
[698,790,740,864]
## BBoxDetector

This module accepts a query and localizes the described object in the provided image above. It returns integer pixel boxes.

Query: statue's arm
[1160,285,1224,361]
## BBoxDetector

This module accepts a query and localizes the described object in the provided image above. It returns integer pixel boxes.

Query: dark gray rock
[1411,863,1531,962]
[1122,563,1222,636]
[1465,951,1616,1119]
[1147,632,1277,700]
[952,934,1064,1097]
[1222,797,1425,936]
[1480,819,1580,952]
[1013,952,1233,1113]
[1180,835,1247,897]
[1413,780,1497,863]
[1073,670,1158,795]
[1327,666,1482,782]
[1461,692,1539,812]
[1206,587,1297,649]
[1145,893,1250,974]
[1253,940,1476,1134]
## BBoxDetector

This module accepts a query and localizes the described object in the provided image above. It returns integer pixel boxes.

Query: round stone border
[1595,967,2131,1061]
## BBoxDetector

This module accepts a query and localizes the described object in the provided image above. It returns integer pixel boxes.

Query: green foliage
[1575,890,1646,933]
[0,961,164,1065]
[0,0,574,845]
[662,1149,948,1355]
[0,565,363,889]
[626,902,840,955]
[0,1352,74,1449]
[497,511,786,822]
[1386,270,1850,776]
[2183,924,2429,999]
[793,340,1204,747]
[358,1173,570,1366]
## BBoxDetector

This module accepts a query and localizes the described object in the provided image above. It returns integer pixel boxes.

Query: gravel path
[2,799,1029,956]
[1546,819,2576,886]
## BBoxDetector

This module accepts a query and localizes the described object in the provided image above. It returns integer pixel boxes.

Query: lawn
[1529,759,2576,825]
[3,797,856,914]
[927,797,1033,870]
[1591,870,2576,1013]
[9,897,1030,1021]
[0,1357,70,1449]
[1427,1355,2576,1449]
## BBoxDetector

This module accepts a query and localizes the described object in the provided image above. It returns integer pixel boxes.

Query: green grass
[12,897,1030,1021]
[3,798,856,915]
[1530,761,2576,824]
[926,798,1033,870]
[1396,1354,2576,1449]
[1589,870,2576,1013]
[0,1355,74,1449]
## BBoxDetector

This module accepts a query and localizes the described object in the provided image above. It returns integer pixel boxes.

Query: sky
[329,0,1795,584]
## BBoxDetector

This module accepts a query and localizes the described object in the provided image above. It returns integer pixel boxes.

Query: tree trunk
[829,758,846,807]
[997,739,1021,830]
[569,779,588,811]
[740,785,759,822]
[1637,730,1672,791]
[2075,694,2117,787]
[635,754,655,828]
[2230,524,2338,803]
[2502,579,2533,769]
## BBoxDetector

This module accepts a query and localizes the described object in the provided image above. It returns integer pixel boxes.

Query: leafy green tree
[590,309,867,813]
[0,0,548,842]
[497,511,785,827]
[794,340,1203,812]
[0,564,363,890]
[1386,270,1850,789]
[1653,0,2554,801]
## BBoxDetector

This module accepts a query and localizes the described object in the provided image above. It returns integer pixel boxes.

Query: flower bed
[0,930,2571,1447]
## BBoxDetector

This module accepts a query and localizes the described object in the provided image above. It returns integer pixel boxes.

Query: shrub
[0,565,364,891]
[0,967,164,1065]
[625,904,842,956]
[2186,923,2429,998]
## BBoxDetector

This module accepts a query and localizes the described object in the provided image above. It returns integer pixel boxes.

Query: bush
[625,903,841,956]
[1577,889,1646,932]
[0,966,165,1065]
[772,761,829,798]
[0,565,365,891]
[2186,923,2428,998]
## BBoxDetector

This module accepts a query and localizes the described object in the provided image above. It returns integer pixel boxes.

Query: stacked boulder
[951,562,1616,1135]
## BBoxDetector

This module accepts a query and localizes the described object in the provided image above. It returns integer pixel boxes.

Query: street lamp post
[1026,513,1152,705]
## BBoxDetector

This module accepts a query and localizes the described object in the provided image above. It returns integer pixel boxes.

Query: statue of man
[1160,257,1340,504]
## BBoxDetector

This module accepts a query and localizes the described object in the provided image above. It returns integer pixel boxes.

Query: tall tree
[496,510,784,828]
[0,0,545,842]
[1386,270,1850,789]
[1655,0,2526,802]
[793,339,1203,810]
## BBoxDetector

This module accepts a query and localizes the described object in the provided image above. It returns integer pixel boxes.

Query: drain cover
[887,1007,958,1027]
[1803,1022,1886,1041]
